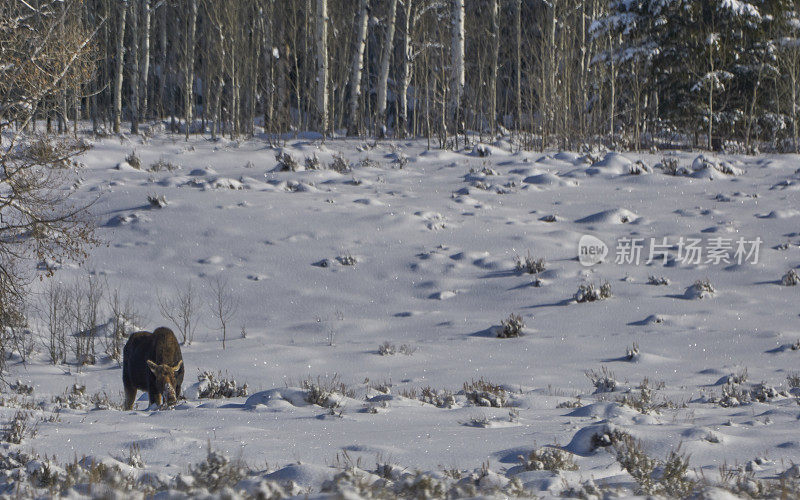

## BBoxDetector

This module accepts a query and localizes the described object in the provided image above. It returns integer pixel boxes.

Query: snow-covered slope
[3,133,800,497]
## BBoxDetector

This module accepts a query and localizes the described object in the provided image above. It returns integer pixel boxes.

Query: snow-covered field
[3,131,800,497]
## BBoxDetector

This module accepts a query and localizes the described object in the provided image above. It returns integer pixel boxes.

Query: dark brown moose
[122,327,184,410]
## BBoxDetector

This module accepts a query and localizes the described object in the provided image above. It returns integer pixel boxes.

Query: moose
[122,327,184,410]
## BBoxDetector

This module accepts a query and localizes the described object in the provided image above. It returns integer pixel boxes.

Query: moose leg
[149,391,162,407]
[123,386,137,411]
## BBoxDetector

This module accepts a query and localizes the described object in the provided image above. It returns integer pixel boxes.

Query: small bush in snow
[782,269,799,286]
[749,382,786,403]
[519,447,578,472]
[378,342,416,356]
[717,382,751,407]
[616,383,658,414]
[188,446,246,492]
[625,342,640,361]
[90,391,120,410]
[685,279,715,299]
[462,378,507,407]
[301,375,354,408]
[586,366,617,393]
[359,158,380,168]
[336,253,357,266]
[393,154,408,169]
[11,380,33,395]
[197,371,248,399]
[3,411,36,444]
[52,384,88,409]
[126,443,145,468]
[329,154,352,173]
[147,193,168,208]
[418,386,455,408]
[629,160,652,175]
[275,151,299,171]
[148,157,179,172]
[787,372,800,388]
[591,427,631,450]
[658,156,684,176]
[125,150,141,169]
[647,275,669,286]
[304,154,321,170]
[514,252,545,274]
[574,282,611,303]
[497,313,525,338]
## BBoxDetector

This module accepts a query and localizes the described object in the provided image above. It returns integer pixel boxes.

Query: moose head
[146,359,183,406]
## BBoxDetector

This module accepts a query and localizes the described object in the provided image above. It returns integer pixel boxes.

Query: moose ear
[172,360,183,373]
[146,360,158,374]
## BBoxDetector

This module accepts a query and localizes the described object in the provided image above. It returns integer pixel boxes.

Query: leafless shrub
[497,313,524,338]
[105,287,139,363]
[336,253,357,266]
[39,280,70,365]
[275,151,299,171]
[463,378,507,407]
[574,282,612,303]
[514,252,545,274]
[125,150,141,169]
[2,411,36,444]
[69,275,104,366]
[10,380,33,395]
[188,445,247,492]
[52,384,88,410]
[626,342,640,361]
[158,280,200,345]
[147,193,168,208]
[304,154,321,170]
[418,386,456,408]
[207,276,239,349]
[329,154,352,173]
[148,157,179,172]
[519,447,578,472]
[197,371,248,399]
[301,374,355,408]
[647,275,669,286]
[782,269,800,286]
[378,341,416,356]
[586,366,617,393]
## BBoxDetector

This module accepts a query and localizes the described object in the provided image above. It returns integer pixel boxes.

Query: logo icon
[578,234,608,266]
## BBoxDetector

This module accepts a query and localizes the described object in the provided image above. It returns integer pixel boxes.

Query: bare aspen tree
[488,0,499,134]
[399,0,413,137]
[158,281,200,345]
[449,0,465,136]
[376,0,399,133]
[140,0,151,121]
[207,276,238,350]
[515,0,522,133]
[129,0,140,134]
[39,280,69,365]
[113,0,128,133]
[183,0,197,139]
[315,0,329,135]
[348,0,369,136]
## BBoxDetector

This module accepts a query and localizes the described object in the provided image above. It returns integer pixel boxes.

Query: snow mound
[523,173,577,187]
[576,208,639,224]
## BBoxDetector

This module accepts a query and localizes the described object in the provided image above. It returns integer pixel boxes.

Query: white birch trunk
[130,0,140,134]
[184,0,197,139]
[449,0,465,131]
[113,0,128,134]
[315,0,328,135]
[489,0,499,134]
[399,0,413,137]
[140,0,151,121]
[376,0,398,130]
[348,0,369,135]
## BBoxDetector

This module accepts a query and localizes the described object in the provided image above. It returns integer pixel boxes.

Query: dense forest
[4,0,800,152]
